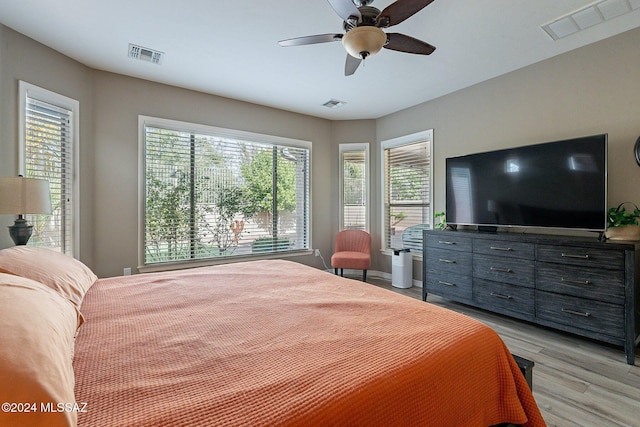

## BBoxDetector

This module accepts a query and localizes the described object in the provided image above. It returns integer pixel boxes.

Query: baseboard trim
[327,268,422,288]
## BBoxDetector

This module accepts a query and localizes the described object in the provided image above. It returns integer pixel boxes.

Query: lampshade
[0,176,52,215]
[342,26,387,59]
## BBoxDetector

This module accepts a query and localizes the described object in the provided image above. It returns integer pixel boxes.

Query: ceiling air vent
[323,99,347,109]
[542,0,640,40]
[128,44,164,64]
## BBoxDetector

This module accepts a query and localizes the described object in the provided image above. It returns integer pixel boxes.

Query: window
[381,130,432,252]
[140,117,311,266]
[19,81,78,255]
[339,143,369,231]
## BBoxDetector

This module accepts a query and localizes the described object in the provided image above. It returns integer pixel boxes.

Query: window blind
[144,125,310,265]
[342,149,367,230]
[383,140,430,251]
[24,96,74,255]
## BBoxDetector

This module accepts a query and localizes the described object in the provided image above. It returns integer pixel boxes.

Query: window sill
[138,249,314,274]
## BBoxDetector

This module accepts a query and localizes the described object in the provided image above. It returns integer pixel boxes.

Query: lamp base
[8,217,33,245]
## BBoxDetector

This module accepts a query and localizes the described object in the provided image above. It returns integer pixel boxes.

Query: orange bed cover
[73,260,545,426]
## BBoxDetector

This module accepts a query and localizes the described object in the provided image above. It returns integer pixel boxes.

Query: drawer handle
[561,253,591,260]
[438,241,457,245]
[561,277,593,285]
[490,266,513,273]
[438,259,457,264]
[490,246,513,252]
[490,292,513,300]
[438,281,456,287]
[561,308,591,317]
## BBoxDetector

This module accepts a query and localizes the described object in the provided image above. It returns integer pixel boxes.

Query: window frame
[138,116,312,271]
[379,129,433,256]
[339,143,370,232]
[18,81,80,257]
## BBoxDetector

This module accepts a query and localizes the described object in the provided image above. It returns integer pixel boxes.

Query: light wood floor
[363,276,640,427]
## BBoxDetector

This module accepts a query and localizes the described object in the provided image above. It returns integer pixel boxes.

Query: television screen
[445,134,607,231]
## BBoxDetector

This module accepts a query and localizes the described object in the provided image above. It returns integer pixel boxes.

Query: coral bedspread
[73,260,545,426]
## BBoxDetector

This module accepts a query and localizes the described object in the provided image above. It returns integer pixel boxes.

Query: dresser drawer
[425,272,472,302]
[425,247,472,276]
[473,238,535,259]
[425,234,472,252]
[536,291,624,338]
[536,263,624,304]
[536,244,624,270]
[473,279,535,319]
[473,254,535,287]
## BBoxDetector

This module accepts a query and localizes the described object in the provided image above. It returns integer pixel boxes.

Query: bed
[0,247,546,426]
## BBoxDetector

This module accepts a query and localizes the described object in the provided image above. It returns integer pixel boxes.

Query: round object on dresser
[634,136,640,166]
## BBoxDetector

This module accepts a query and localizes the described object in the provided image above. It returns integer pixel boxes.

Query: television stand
[477,225,498,233]
[422,229,640,365]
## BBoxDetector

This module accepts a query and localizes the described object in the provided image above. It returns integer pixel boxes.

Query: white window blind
[22,89,75,255]
[143,120,310,265]
[340,144,369,231]
[383,135,431,251]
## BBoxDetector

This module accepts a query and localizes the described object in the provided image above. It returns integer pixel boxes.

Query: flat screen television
[445,134,608,232]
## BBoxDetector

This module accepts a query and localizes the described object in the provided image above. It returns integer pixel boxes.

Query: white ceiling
[1,0,639,120]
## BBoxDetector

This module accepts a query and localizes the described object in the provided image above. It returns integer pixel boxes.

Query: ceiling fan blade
[278,34,343,47]
[384,33,436,55]
[327,0,361,23]
[376,0,435,28]
[345,54,362,76]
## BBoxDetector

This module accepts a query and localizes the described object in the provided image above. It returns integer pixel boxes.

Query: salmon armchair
[331,229,371,282]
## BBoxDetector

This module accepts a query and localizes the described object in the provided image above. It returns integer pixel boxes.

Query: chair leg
[334,268,338,275]
[340,269,344,277]
[363,270,367,282]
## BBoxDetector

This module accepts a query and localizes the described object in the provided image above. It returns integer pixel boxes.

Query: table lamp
[0,176,52,245]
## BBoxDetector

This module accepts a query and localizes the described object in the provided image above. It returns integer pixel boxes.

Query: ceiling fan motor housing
[343,6,381,31]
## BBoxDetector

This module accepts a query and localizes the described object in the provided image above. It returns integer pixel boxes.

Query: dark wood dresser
[423,229,640,365]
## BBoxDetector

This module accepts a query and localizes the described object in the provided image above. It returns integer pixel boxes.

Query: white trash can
[392,249,412,289]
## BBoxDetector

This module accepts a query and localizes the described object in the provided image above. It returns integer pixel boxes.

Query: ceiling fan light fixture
[342,26,387,59]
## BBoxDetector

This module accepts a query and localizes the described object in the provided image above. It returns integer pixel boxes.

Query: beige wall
[0,26,334,277]
[329,119,378,252]
[91,72,334,277]
[379,27,640,212]
[0,26,96,268]
[2,23,640,279]
[377,27,640,280]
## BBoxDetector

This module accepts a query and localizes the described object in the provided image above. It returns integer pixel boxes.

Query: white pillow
[0,273,80,427]
[0,246,97,309]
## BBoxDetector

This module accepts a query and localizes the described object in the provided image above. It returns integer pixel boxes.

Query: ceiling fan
[278,0,436,76]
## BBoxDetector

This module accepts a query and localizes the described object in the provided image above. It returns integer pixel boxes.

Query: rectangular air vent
[542,0,640,40]
[323,99,347,109]
[128,44,164,64]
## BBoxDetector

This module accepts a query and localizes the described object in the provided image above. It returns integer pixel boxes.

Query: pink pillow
[0,246,97,309]
[0,273,80,427]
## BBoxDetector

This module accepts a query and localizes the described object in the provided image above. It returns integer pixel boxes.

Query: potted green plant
[605,202,640,240]
[434,211,446,230]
